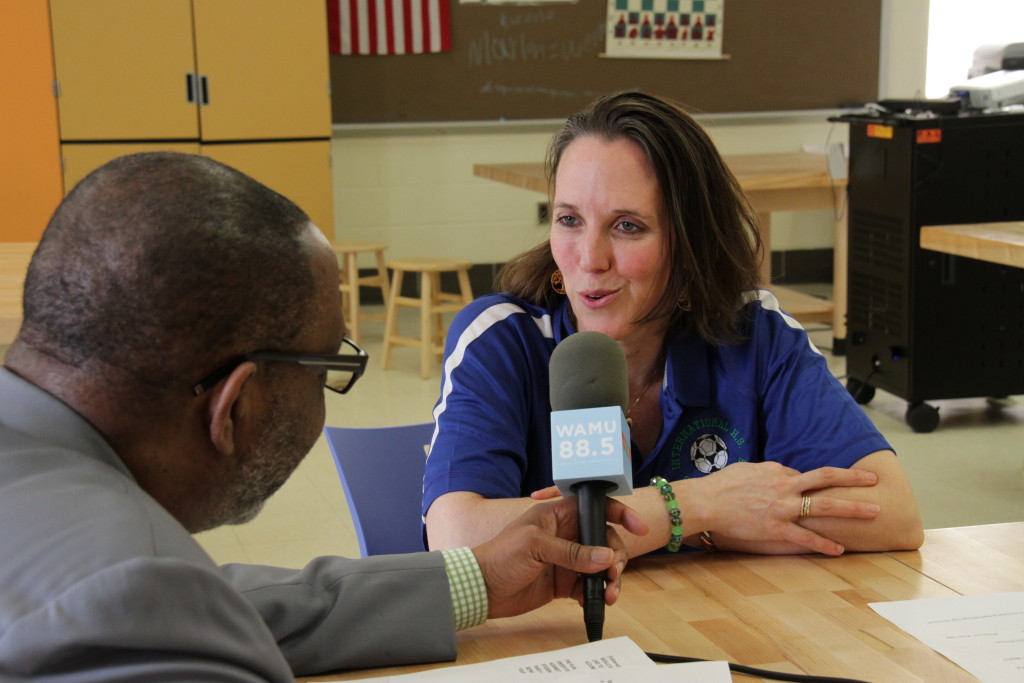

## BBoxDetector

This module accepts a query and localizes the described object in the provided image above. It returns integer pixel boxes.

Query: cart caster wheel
[846,378,875,405]
[906,402,939,433]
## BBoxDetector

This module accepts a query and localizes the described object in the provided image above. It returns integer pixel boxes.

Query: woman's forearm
[425,491,542,550]
[797,451,924,552]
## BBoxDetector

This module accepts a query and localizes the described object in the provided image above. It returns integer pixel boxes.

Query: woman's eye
[618,220,640,234]
[555,215,579,227]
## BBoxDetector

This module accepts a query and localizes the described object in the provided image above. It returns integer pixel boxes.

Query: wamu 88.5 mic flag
[549,331,634,499]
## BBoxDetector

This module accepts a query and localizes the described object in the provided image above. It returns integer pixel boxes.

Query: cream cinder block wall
[330,116,849,265]
[329,0,929,268]
[331,127,553,264]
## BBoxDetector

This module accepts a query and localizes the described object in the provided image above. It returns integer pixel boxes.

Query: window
[926,0,1024,97]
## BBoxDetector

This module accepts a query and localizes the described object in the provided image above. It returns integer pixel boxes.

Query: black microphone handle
[573,480,615,642]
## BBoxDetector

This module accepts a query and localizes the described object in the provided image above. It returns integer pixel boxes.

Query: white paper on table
[869,592,1024,683]
[548,659,730,682]
[334,636,730,682]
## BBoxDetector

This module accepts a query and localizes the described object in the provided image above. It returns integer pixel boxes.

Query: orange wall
[1,1,63,242]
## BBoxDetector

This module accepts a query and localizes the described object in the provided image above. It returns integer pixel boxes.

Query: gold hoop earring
[676,290,692,312]
[551,269,566,295]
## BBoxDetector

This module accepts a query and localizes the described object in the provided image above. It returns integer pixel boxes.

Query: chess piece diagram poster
[606,0,724,60]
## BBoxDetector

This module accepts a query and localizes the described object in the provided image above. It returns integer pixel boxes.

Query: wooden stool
[332,240,390,344]
[381,258,474,379]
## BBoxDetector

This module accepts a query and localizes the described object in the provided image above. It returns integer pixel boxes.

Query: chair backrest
[323,422,433,557]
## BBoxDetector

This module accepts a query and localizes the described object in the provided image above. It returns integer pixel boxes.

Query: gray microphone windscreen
[549,331,629,413]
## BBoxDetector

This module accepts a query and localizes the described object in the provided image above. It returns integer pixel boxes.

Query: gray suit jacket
[0,368,457,681]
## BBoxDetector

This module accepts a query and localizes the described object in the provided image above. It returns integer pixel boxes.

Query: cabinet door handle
[200,75,209,106]
[186,73,196,103]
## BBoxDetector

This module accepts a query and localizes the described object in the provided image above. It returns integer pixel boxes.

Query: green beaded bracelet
[650,476,683,552]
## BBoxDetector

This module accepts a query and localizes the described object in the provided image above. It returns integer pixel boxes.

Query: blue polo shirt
[422,291,891,517]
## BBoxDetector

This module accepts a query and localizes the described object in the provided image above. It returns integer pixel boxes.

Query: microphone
[549,331,634,642]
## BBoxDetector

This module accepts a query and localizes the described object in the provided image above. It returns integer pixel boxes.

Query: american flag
[327,0,452,56]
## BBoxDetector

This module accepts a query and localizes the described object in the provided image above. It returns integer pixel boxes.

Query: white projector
[949,69,1024,109]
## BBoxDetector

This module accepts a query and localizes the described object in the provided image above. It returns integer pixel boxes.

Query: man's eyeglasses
[192,337,369,397]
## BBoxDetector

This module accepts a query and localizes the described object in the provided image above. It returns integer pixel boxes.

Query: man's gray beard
[197,397,309,532]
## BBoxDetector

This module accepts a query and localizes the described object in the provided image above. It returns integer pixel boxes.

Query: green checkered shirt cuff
[442,547,488,631]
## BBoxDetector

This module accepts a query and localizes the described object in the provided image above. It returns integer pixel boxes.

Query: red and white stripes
[327,0,452,56]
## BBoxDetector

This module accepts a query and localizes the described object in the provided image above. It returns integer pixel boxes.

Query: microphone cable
[645,651,872,683]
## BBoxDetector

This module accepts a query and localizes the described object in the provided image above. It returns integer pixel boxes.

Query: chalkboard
[329,0,881,124]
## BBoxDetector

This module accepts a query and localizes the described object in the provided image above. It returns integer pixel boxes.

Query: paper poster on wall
[605,0,724,60]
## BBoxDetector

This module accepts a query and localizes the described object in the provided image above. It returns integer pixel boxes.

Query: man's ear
[206,362,258,456]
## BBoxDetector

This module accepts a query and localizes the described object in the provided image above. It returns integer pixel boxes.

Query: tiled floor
[5,293,1023,568]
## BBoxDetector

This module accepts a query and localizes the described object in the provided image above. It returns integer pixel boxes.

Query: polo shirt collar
[552,299,577,343]
[664,331,713,408]
[552,300,713,408]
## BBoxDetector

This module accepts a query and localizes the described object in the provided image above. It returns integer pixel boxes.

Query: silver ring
[800,495,812,518]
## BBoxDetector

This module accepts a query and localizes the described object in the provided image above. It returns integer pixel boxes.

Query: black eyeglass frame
[192,338,369,397]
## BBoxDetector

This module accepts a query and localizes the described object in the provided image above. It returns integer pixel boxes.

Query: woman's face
[550,135,671,343]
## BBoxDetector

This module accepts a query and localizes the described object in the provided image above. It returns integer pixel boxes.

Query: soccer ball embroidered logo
[690,433,728,473]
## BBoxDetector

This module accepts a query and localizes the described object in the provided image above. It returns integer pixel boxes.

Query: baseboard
[770,248,834,285]
[353,264,499,305]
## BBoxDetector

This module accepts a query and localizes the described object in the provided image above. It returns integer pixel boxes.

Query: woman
[423,91,923,557]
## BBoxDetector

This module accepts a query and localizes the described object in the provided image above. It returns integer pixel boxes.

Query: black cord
[645,651,872,683]
[849,364,878,404]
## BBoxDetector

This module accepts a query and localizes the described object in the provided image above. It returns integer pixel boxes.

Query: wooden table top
[473,152,845,195]
[472,152,845,210]
[309,522,1024,682]
[920,221,1024,269]
[0,243,36,346]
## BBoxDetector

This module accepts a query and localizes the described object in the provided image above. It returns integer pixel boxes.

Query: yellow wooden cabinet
[49,0,333,230]
[203,140,334,233]
[192,1,332,141]
[49,0,198,140]
[60,143,202,190]
[1,0,63,242]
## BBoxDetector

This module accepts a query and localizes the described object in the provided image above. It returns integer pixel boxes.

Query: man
[0,153,646,681]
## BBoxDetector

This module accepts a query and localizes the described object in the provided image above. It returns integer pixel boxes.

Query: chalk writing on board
[498,9,556,28]
[479,82,579,99]
[466,24,605,68]
[478,82,636,101]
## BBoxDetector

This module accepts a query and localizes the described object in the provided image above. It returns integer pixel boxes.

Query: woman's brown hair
[496,91,762,344]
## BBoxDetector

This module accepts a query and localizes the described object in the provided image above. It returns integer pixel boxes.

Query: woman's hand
[695,461,880,555]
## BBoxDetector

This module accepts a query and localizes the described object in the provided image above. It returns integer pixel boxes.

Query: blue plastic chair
[323,422,434,557]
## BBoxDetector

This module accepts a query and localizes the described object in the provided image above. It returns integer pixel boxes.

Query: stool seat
[332,240,390,344]
[386,257,473,273]
[381,258,474,379]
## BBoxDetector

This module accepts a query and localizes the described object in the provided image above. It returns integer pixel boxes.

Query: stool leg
[457,268,474,305]
[419,271,433,379]
[346,251,361,344]
[374,249,390,312]
[381,268,403,370]
[337,256,350,331]
[430,272,444,357]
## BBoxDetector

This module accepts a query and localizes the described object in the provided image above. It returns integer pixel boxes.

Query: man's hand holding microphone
[471,494,646,620]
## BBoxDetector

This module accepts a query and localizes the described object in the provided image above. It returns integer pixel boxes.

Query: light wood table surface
[308,522,1023,682]
[474,153,847,336]
[0,243,36,345]
[920,221,1024,269]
